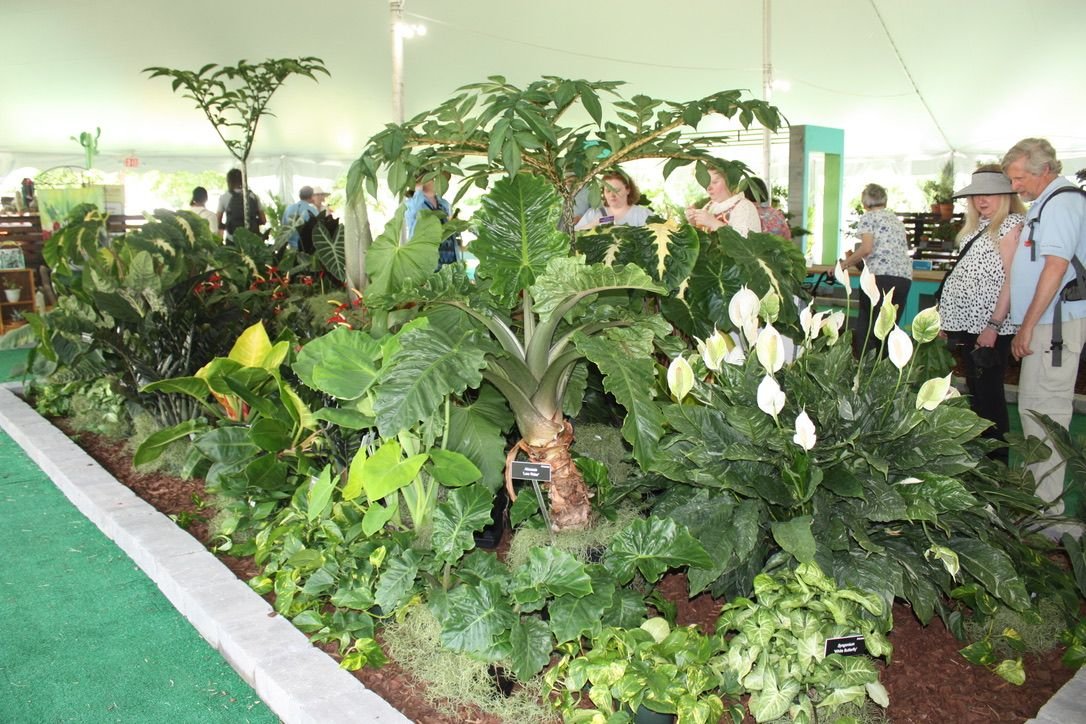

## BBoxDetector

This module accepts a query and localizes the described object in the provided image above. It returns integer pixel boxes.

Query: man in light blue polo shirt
[1003,138,1086,519]
[282,186,319,249]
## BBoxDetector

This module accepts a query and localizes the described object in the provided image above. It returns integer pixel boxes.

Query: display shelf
[0,268,37,335]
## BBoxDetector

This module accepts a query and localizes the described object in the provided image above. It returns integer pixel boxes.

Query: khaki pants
[1017,316,1086,513]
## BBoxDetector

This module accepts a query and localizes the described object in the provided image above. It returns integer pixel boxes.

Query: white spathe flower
[821,311,845,345]
[887,326,913,369]
[728,286,760,329]
[667,355,694,401]
[696,329,734,372]
[911,306,942,345]
[799,304,815,339]
[742,318,760,347]
[792,409,817,451]
[860,266,880,305]
[757,374,786,419]
[873,287,898,341]
[834,260,851,297]
[915,373,953,410]
[755,323,785,374]
[724,345,746,366]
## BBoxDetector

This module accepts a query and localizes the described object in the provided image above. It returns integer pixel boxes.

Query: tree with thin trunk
[144,58,329,229]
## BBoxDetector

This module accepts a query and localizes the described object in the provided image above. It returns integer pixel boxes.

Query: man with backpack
[216,168,266,240]
[1003,138,1086,522]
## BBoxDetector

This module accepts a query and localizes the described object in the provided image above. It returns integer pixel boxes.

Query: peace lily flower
[799,304,826,342]
[820,311,845,345]
[887,326,913,369]
[915,373,953,410]
[695,329,734,372]
[667,355,694,401]
[834,260,850,297]
[859,266,880,306]
[756,374,786,420]
[724,345,746,366]
[911,306,942,344]
[873,287,898,341]
[728,286,760,330]
[792,409,817,451]
[755,322,785,374]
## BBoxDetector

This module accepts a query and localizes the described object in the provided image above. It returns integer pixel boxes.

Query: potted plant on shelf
[3,278,22,303]
[922,160,956,220]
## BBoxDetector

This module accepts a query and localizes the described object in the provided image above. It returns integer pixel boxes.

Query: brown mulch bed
[52,421,1079,723]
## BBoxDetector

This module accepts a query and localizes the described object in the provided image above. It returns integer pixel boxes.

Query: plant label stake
[511,461,555,538]
[824,635,866,657]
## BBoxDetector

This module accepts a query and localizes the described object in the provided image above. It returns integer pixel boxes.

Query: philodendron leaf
[432,484,494,566]
[294,326,383,400]
[508,616,554,680]
[194,426,259,465]
[949,537,1031,611]
[607,517,713,584]
[575,321,668,468]
[361,498,398,537]
[374,320,491,437]
[367,207,442,296]
[771,515,817,564]
[132,418,207,466]
[227,322,274,368]
[549,565,617,644]
[374,549,422,614]
[427,448,482,487]
[512,547,592,605]
[471,172,569,307]
[748,665,801,723]
[345,438,427,502]
[437,579,516,657]
[529,255,666,322]
[445,385,513,493]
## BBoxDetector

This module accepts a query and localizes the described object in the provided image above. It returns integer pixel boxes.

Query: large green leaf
[949,537,1031,611]
[194,426,259,465]
[427,448,482,487]
[575,221,700,292]
[367,207,442,296]
[305,466,335,522]
[345,438,427,502]
[607,517,713,584]
[529,256,666,323]
[748,665,801,723]
[132,418,207,466]
[771,515,816,564]
[431,484,494,566]
[374,320,492,437]
[446,385,513,493]
[549,565,617,644]
[293,326,383,400]
[471,173,569,307]
[508,616,554,680]
[511,547,593,606]
[437,579,516,657]
[375,549,422,614]
[575,322,667,468]
[313,215,346,280]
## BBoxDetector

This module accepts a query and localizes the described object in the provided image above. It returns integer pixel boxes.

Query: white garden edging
[0,383,410,724]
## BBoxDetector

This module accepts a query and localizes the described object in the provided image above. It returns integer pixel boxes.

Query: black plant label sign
[510,461,552,482]
[824,635,866,657]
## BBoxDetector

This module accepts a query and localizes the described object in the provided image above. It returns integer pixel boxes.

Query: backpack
[224,190,261,235]
[1025,186,1086,366]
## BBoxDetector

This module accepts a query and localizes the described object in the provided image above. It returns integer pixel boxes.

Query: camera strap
[1029,186,1086,367]
[933,226,987,304]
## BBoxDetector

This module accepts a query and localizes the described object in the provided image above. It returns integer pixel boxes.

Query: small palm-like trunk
[521,420,592,530]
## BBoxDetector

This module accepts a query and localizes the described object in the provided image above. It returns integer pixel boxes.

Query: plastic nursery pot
[625,704,675,724]
[4,289,20,303]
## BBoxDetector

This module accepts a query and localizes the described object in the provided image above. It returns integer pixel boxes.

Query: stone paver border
[0,384,410,724]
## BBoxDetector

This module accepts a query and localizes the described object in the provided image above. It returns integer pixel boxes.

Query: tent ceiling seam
[868,0,955,154]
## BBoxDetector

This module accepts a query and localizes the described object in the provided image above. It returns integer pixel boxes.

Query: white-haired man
[1003,138,1086,525]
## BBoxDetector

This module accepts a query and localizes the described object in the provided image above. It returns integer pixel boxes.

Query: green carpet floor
[0,429,277,723]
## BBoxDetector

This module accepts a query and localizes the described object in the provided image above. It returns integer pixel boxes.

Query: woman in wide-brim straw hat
[937,164,1026,461]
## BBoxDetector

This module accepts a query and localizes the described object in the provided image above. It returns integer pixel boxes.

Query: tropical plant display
[12,72,1086,723]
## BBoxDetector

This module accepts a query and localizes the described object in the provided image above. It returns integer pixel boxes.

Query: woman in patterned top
[840,183,912,354]
[938,165,1025,459]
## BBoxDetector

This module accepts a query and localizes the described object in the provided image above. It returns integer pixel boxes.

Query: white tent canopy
[4,0,1085,201]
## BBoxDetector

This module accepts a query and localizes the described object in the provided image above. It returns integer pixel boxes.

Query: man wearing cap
[1002,138,1086,520]
[282,186,321,249]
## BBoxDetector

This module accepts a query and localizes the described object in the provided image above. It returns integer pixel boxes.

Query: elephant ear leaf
[471,174,569,307]
[367,207,442,296]
[607,517,713,585]
[432,484,494,566]
[374,319,493,437]
[529,256,666,322]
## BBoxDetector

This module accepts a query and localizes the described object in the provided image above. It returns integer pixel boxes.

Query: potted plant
[3,278,21,303]
[922,160,956,220]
